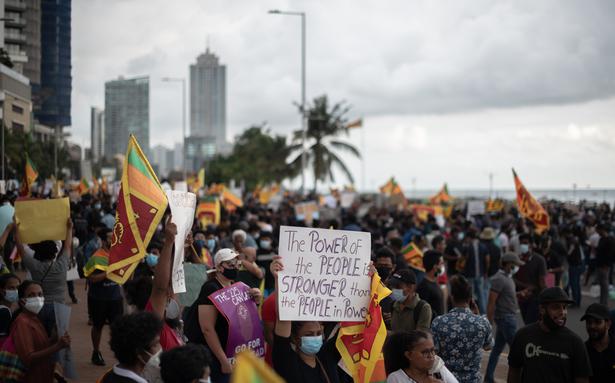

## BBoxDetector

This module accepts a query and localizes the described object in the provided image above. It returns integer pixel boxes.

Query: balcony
[5,0,26,11]
[5,18,26,28]
[4,32,26,43]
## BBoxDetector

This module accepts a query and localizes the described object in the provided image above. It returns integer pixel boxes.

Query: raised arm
[61,218,73,258]
[271,256,291,338]
[150,220,177,318]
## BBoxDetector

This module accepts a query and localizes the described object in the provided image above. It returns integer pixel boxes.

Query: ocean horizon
[401,188,615,204]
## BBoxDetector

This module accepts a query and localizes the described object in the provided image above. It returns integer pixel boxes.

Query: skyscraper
[2,0,28,74]
[90,106,104,162]
[189,47,226,147]
[23,0,41,85]
[104,76,149,160]
[35,0,71,127]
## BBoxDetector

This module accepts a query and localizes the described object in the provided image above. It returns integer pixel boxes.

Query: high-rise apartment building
[35,0,71,127]
[189,48,226,147]
[90,106,104,162]
[23,0,41,85]
[104,76,149,160]
[2,0,28,74]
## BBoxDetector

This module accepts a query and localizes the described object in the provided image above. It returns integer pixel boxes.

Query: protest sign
[54,302,76,379]
[340,192,356,208]
[0,180,4,194]
[209,282,265,363]
[15,197,70,244]
[0,203,14,235]
[174,181,188,192]
[166,190,197,294]
[277,226,371,321]
[295,201,320,225]
[177,263,209,307]
[467,200,486,218]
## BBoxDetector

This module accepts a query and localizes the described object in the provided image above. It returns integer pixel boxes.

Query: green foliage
[289,95,361,191]
[206,125,297,190]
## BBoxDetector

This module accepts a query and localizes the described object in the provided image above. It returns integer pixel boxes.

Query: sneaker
[91,350,106,366]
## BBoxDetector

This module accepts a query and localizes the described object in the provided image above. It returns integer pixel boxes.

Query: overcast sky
[71,0,615,190]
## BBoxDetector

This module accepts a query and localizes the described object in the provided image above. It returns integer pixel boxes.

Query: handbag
[0,334,26,382]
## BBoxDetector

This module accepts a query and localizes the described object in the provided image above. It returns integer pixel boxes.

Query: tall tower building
[2,0,28,74]
[104,76,149,160]
[35,0,71,127]
[189,47,226,147]
[90,106,104,162]
[23,0,41,85]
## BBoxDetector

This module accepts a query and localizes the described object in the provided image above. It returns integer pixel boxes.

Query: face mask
[94,203,101,210]
[141,348,162,368]
[194,239,206,249]
[457,233,464,241]
[146,254,159,267]
[299,335,323,355]
[520,244,530,254]
[165,299,180,320]
[259,240,272,250]
[4,289,18,303]
[207,239,216,252]
[390,289,407,302]
[221,267,238,280]
[511,266,520,275]
[376,266,392,280]
[24,296,44,314]
[72,237,80,248]
[435,265,445,277]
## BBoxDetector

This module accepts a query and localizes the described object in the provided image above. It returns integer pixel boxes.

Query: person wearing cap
[514,233,547,325]
[484,252,524,383]
[582,303,615,383]
[431,274,492,383]
[183,248,262,383]
[416,250,445,318]
[508,287,592,383]
[390,269,432,333]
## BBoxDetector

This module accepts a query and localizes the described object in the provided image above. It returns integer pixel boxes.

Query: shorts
[89,298,123,328]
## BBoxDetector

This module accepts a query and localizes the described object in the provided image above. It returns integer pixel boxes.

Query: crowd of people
[0,190,614,383]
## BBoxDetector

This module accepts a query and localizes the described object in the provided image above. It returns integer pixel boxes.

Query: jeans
[598,266,610,305]
[468,277,486,314]
[568,265,584,306]
[485,314,518,383]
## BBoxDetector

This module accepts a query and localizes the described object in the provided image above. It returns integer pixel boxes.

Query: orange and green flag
[379,177,402,197]
[83,248,109,277]
[106,135,168,284]
[513,169,550,234]
[429,183,453,205]
[402,241,424,272]
[20,154,38,197]
[336,272,390,383]
[78,178,90,195]
[231,349,284,383]
[222,187,243,212]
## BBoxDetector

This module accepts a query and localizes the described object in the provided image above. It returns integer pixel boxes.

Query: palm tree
[289,95,361,192]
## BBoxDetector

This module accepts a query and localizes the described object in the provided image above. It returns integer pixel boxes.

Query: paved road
[44,279,612,382]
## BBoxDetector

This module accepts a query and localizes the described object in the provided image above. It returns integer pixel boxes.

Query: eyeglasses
[418,348,436,358]
[222,259,239,268]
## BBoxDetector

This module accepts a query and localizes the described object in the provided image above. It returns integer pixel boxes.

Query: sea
[405,189,615,204]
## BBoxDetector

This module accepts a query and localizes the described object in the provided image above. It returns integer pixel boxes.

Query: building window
[11,121,24,132]
[11,104,24,114]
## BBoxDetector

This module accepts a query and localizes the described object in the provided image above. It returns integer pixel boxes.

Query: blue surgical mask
[520,244,530,254]
[259,239,272,250]
[94,203,101,210]
[300,335,323,355]
[4,289,18,303]
[390,289,407,302]
[457,233,464,241]
[146,253,159,267]
[206,239,216,252]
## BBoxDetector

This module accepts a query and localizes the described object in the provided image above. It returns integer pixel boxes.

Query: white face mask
[511,265,520,275]
[4,289,18,303]
[165,298,180,320]
[24,296,45,314]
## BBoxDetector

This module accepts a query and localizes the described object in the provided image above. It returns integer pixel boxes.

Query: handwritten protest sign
[15,197,70,244]
[278,226,371,321]
[166,190,197,294]
[177,263,208,307]
[209,282,265,363]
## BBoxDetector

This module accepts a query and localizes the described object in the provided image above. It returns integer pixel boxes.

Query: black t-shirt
[88,271,122,301]
[0,305,11,337]
[272,334,340,383]
[515,254,546,297]
[444,241,463,275]
[184,279,228,348]
[508,323,592,383]
[416,278,444,317]
[586,338,615,383]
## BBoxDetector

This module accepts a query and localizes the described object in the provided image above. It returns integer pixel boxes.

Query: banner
[166,190,197,294]
[294,201,320,225]
[107,135,168,284]
[15,197,70,244]
[277,226,371,321]
[177,263,208,307]
[197,196,220,227]
[466,200,486,217]
[209,282,265,363]
[513,169,550,234]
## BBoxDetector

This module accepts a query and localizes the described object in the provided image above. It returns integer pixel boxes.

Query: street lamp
[0,17,15,181]
[268,9,307,194]
[161,77,186,180]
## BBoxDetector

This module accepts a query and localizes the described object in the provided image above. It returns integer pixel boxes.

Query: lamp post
[161,77,186,180]
[0,17,15,181]
[268,9,307,194]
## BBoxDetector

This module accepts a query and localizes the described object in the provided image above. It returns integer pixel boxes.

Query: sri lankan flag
[196,196,220,227]
[20,154,39,197]
[486,199,505,213]
[402,241,424,272]
[231,350,284,383]
[379,177,402,196]
[429,183,453,205]
[336,272,390,383]
[78,178,90,195]
[106,135,168,284]
[222,187,243,212]
[83,248,109,277]
[513,169,550,234]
